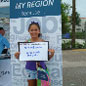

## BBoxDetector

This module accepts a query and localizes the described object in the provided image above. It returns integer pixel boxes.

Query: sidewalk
[63,49,86,86]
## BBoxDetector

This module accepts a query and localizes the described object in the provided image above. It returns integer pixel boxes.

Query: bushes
[62,40,86,50]
[75,42,86,49]
[70,32,85,39]
[62,40,71,50]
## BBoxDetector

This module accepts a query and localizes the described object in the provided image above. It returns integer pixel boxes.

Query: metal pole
[72,0,76,48]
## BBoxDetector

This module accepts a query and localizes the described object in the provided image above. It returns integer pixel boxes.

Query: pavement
[63,49,86,86]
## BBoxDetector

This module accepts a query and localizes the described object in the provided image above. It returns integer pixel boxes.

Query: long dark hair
[28,21,42,37]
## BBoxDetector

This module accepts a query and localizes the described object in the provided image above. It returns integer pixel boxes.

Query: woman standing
[15,21,55,86]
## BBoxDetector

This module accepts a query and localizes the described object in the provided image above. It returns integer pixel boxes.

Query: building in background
[76,17,86,32]
[68,17,86,32]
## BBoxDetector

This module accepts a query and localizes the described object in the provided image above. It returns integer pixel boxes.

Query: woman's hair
[28,21,42,37]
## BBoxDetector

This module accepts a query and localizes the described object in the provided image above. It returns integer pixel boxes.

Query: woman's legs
[27,79,37,86]
[26,69,37,86]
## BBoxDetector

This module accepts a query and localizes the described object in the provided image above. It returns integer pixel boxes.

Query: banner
[0,59,11,86]
[10,0,62,86]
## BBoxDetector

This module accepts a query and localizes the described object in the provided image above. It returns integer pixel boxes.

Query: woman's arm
[42,39,55,60]
[48,49,55,60]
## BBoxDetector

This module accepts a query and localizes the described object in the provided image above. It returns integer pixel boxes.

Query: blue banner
[10,0,61,18]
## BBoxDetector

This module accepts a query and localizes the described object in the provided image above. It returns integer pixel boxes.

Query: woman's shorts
[26,69,37,80]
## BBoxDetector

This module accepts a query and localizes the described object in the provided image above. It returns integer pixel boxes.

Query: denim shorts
[26,69,37,80]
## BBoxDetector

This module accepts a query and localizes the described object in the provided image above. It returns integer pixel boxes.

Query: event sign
[10,0,62,86]
[10,0,60,18]
[18,42,49,61]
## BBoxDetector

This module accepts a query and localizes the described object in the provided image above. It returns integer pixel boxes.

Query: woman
[15,21,55,86]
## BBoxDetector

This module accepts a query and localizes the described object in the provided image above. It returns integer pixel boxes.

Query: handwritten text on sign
[18,42,49,61]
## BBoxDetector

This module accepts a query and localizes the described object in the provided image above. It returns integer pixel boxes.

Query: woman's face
[29,24,40,38]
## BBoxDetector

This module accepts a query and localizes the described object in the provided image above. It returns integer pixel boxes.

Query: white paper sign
[18,42,49,61]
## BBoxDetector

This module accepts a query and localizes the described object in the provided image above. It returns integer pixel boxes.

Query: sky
[62,0,86,17]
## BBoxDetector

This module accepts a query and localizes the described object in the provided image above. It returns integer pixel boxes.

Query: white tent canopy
[0,2,9,17]
[0,2,9,8]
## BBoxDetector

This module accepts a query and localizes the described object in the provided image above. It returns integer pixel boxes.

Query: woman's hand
[48,49,55,60]
[14,52,20,59]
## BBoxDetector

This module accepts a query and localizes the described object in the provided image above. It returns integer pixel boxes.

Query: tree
[61,2,71,34]
[70,12,81,26]
[71,0,76,48]
[75,12,81,26]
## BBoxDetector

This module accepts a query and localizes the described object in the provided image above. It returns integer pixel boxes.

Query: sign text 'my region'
[10,0,61,18]
[15,0,54,9]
